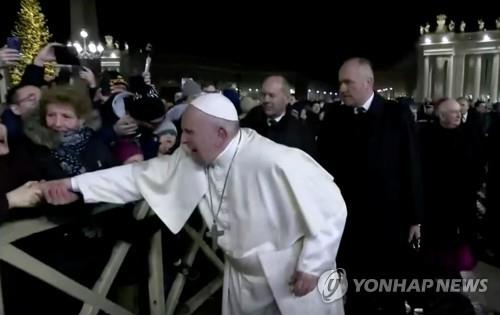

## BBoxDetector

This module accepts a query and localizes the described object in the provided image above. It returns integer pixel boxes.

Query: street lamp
[73,41,82,53]
[97,43,104,53]
[88,42,97,54]
[80,29,88,52]
[69,28,104,59]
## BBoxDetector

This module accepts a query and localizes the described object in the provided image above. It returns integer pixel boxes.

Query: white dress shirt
[267,111,286,126]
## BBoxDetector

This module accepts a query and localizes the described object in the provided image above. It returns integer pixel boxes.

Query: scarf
[51,128,93,176]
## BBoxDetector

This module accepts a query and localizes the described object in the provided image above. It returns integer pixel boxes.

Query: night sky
[0,0,496,81]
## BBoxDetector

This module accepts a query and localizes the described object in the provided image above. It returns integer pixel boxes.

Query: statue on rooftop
[448,20,455,32]
[435,14,447,33]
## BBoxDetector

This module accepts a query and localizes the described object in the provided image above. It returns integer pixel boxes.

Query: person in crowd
[239,95,260,119]
[222,88,242,114]
[123,79,173,159]
[40,93,347,315]
[289,93,298,107]
[112,139,144,164]
[202,81,217,93]
[97,73,168,160]
[23,84,115,178]
[417,102,435,123]
[473,100,491,135]
[0,43,56,141]
[2,83,42,141]
[1,43,97,142]
[305,101,326,135]
[457,96,482,137]
[98,79,135,148]
[241,75,317,157]
[165,79,202,123]
[1,85,118,315]
[159,85,181,111]
[155,118,178,156]
[96,70,130,126]
[420,98,484,277]
[318,57,423,315]
[0,121,43,223]
[485,102,500,262]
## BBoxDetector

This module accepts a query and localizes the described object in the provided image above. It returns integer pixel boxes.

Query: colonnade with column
[420,52,500,102]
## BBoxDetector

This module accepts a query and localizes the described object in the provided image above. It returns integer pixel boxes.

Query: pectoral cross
[206,223,224,250]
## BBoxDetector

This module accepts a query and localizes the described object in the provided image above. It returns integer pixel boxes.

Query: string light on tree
[10,0,52,84]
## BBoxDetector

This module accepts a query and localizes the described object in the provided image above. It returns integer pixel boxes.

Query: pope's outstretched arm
[74,163,142,203]
[42,163,142,205]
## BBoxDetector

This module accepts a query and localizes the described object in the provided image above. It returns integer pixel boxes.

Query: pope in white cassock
[42,93,347,315]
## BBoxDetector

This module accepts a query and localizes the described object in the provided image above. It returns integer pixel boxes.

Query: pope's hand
[290,270,318,297]
[41,178,79,205]
[6,181,43,209]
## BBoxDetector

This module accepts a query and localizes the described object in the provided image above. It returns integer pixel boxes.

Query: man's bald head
[263,76,291,97]
[338,58,375,107]
[261,75,292,118]
[181,105,239,165]
[435,98,462,129]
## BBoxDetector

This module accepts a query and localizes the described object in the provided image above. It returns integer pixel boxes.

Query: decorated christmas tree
[10,0,52,85]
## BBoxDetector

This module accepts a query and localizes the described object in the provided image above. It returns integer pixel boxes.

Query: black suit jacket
[240,105,317,158]
[462,108,483,136]
[318,94,423,267]
[419,123,483,246]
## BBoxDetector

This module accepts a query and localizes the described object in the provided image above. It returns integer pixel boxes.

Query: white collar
[360,92,375,112]
[212,130,241,169]
[268,111,286,125]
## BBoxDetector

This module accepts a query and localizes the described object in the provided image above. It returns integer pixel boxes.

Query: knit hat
[124,81,166,122]
[154,118,177,136]
[108,71,128,88]
[125,94,166,122]
[112,139,143,164]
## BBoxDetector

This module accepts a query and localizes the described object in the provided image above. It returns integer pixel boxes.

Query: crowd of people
[0,42,499,315]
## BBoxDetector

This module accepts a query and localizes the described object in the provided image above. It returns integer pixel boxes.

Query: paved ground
[466,261,500,314]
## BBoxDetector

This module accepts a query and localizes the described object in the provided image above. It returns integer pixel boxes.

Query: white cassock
[72,128,347,315]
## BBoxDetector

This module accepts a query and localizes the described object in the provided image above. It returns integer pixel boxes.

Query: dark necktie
[354,107,366,115]
[268,119,278,127]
